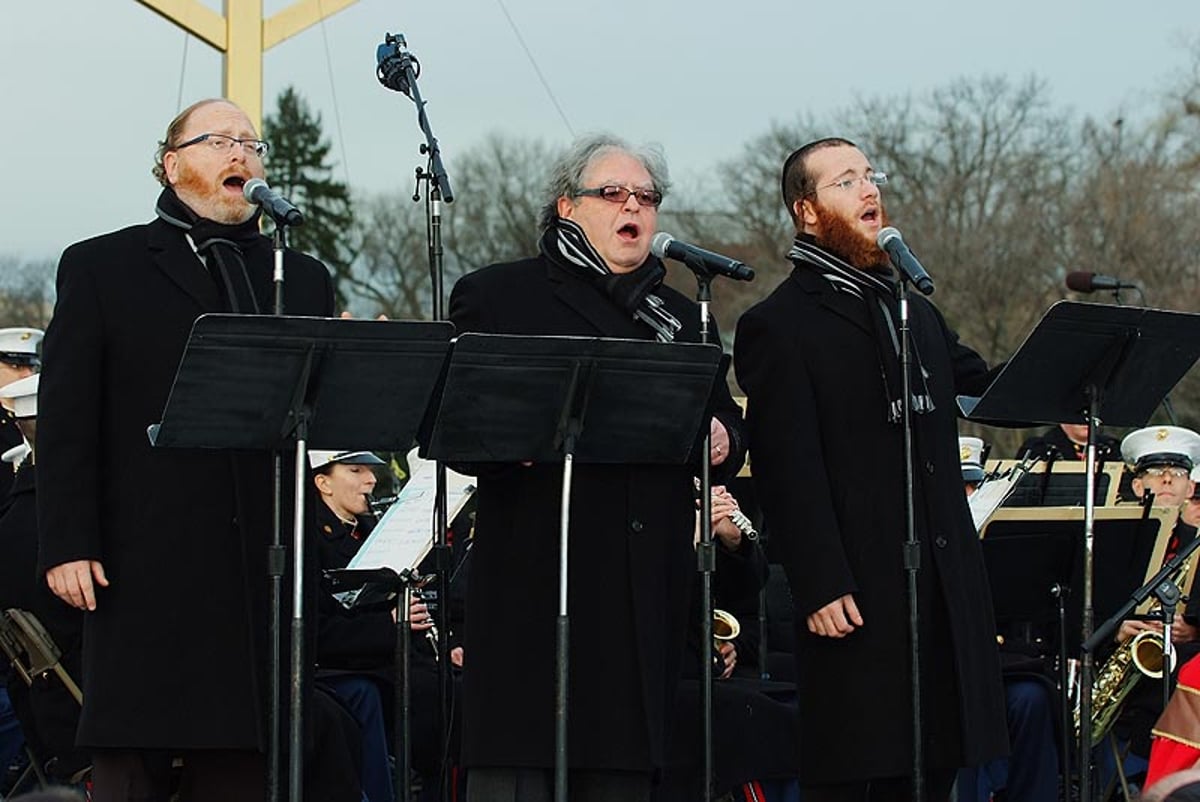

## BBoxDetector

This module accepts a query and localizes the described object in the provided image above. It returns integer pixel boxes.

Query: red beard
[172,158,255,225]
[812,203,890,269]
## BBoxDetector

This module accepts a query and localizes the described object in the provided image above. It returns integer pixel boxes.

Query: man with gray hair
[448,133,745,801]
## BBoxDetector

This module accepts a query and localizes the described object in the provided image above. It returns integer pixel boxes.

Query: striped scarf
[155,187,264,314]
[542,217,682,343]
[788,236,935,423]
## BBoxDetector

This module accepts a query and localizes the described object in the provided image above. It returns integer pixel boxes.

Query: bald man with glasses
[36,98,341,801]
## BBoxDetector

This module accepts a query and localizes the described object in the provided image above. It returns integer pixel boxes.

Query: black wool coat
[734,264,1008,782]
[448,253,745,772]
[36,218,333,749]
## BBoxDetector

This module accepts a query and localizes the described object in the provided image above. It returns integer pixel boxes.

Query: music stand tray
[959,301,1200,427]
[149,314,454,451]
[421,333,723,465]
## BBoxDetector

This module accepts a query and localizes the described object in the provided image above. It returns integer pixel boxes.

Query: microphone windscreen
[243,177,269,203]
[876,226,903,249]
[649,232,674,259]
[1064,271,1095,292]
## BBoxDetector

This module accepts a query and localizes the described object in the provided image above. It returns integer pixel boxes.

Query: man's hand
[409,598,434,632]
[708,486,743,550]
[717,641,737,679]
[710,418,730,466]
[807,594,863,638]
[1117,618,1158,644]
[46,560,109,611]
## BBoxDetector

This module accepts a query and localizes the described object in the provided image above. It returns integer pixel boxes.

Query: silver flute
[728,507,759,541]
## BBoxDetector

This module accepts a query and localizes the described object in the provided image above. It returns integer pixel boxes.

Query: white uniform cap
[0,373,38,419]
[308,449,386,470]
[959,436,985,484]
[0,328,43,366]
[1120,425,1200,473]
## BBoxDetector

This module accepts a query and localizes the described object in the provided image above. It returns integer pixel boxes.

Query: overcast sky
[2,1,1196,262]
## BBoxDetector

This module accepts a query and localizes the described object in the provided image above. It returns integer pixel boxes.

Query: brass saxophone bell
[713,609,740,641]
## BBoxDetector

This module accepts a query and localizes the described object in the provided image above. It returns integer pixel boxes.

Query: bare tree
[0,254,55,327]
[443,133,556,272]
[349,192,451,320]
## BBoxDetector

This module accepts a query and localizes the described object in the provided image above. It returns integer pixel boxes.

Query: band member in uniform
[36,98,339,801]
[734,137,1007,801]
[1105,426,1200,780]
[1018,422,1122,464]
[0,374,90,783]
[448,133,745,801]
[0,328,41,501]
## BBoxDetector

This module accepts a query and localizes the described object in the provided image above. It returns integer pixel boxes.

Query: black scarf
[788,235,935,423]
[540,217,682,343]
[155,187,264,313]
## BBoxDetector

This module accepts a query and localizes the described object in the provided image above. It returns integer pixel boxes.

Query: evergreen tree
[262,86,355,308]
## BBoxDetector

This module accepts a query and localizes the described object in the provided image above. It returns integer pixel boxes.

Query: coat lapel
[147,219,221,311]
[545,259,644,338]
[789,264,875,339]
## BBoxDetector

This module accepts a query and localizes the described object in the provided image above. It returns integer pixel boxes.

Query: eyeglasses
[814,171,888,194]
[575,185,663,208]
[174,132,270,158]
[1140,467,1191,480]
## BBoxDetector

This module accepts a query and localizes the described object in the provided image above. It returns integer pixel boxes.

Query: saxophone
[1077,560,1189,744]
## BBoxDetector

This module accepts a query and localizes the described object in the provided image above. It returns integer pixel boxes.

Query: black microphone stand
[267,222,287,802]
[895,276,926,802]
[378,32,456,802]
[688,261,718,802]
[266,219,306,802]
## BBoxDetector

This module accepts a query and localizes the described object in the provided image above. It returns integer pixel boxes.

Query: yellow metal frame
[134,0,359,132]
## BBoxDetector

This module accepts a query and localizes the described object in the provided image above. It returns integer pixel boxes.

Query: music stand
[149,313,453,800]
[421,333,722,802]
[960,301,1200,802]
[985,459,1125,509]
[981,505,1174,791]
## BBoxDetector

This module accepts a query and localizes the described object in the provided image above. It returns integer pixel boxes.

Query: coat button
[630,519,644,533]
[934,535,948,548]
[925,460,935,475]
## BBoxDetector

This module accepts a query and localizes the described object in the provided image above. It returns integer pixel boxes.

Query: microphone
[376,33,419,95]
[1065,271,1140,293]
[876,227,933,295]
[650,232,755,281]
[243,178,303,226]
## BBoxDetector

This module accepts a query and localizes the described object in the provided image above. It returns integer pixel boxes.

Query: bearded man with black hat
[448,133,745,802]
[36,99,339,800]
[734,137,1007,801]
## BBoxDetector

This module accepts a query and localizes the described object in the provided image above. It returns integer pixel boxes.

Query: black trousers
[91,748,265,802]
[466,767,652,802]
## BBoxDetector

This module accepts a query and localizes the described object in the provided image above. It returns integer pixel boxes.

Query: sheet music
[969,463,1033,532]
[346,449,474,573]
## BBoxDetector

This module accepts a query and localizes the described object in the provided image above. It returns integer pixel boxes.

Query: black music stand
[960,301,1200,802]
[983,507,1172,776]
[149,313,453,801]
[421,333,722,802]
